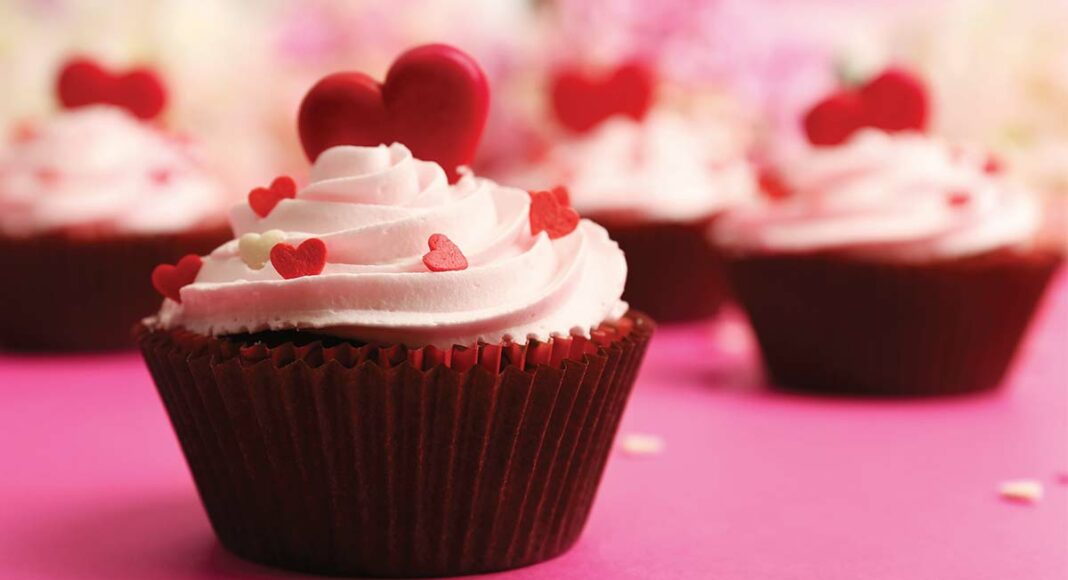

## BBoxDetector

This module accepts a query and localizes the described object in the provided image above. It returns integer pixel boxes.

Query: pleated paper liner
[0,225,230,351]
[138,312,654,577]
[723,248,1062,396]
[590,212,729,323]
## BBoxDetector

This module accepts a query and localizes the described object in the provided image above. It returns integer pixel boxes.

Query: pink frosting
[154,143,629,347]
[0,106,226,236]
[713,130,1041,261]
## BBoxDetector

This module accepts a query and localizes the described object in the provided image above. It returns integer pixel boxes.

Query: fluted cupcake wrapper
[723,249,1062,396]
[0,226,230,351]
[592,214,728,324]
[137,313,653,577]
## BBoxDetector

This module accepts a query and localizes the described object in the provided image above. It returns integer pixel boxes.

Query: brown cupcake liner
[137,313,654,577]
[592,213,728,323]
[723,248,1063,396]
[0,226,231,351]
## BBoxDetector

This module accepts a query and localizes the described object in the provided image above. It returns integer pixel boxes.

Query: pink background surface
[1,274,1065,580]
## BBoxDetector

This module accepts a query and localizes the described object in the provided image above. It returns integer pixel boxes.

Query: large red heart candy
[151,254,202,303]
[529,188,580,239]
[859,67,928,133]
[297,44,489,183]
[248,176,297,218]
[803,90,866,147]
[56,57,167,120]
[422,233,468,272]
[802,67,928,147]
[550,62,654,134]
[270,238,327,280]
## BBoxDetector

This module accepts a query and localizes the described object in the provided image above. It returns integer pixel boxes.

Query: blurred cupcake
[713,68,1063,396]
[137,45,653,577]
[503,62,758,323]
[0,58,231,351]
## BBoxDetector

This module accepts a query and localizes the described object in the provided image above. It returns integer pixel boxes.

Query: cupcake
[0,58,230,351]
[138,45,653,577]
[502,62,758,323]
[713,68,1063,396]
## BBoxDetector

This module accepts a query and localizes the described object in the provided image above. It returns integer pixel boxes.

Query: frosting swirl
[156,143,629,347]
[0,106,227,236]
[713,130,1041,261]
[507,110,757,222]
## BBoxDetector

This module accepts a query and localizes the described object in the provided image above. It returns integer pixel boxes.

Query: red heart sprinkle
[529,189,580,239]
[859,67,928,133]
[422,233,468,272]
[803,90,865,147]
[270,238,327,280]
[248,176,298,217]
[947,190,971,207]
[151,254,203,303]
[983,155,1003,174]
[758,169,792,201]
[56,57,167,120]
[550,62,655,134]
[549,185,571,207]
[298,44,489,183]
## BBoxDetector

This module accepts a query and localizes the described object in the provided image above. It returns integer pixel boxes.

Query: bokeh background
[2,0,1066,202]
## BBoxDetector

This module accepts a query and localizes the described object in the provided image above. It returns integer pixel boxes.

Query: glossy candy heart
[529,188,580,239]
[803,90,865,147]
[551,62,654,134]
[803,67,928,147]
[248,176,297,218]
[56,57,167,120]
[238,230,286,270]
[151,254,202,303]
[860,68,929,133]
[270,238,327,280]
[297,44,489,183]
[422,233,468,272]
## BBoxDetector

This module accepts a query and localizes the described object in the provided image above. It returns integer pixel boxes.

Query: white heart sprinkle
[998,479,1043,503]
[239,230,285,270]
[620,433,665,456]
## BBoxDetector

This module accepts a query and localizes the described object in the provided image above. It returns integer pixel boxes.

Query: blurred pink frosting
[155,143,628,347]
[713,130,1041,261]
[0,106,227,236]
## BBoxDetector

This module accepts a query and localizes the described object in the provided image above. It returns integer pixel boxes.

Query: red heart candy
[422,233,468,272]
[248,176,297,218]
[151,254,203,303]
[529,189,580,239]
[56,57,167,120]
[551,62,654,134]
[298,44,489,183]
[270,238,327,280]
[548,185,571,206]
[859,68,928,133]
[803,90,865,147]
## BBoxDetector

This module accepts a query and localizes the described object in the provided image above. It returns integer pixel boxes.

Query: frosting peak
[0,106,226,236]
[157,143,629,347]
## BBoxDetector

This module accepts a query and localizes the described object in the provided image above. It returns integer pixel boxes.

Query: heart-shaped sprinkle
[758,169,792,201]
[548,185,571,206]
[298,44,489,183]
[248,176,297,218]
[550,62,655,133]
[803,90,865,147]
[56,57,167,120]
[239,230,286,269]
[529,188,580,239]
[270,238,327,280]
[947,190,971,207]
[803,67,928,147]
[422,233,468,272]
[151,254,203,303]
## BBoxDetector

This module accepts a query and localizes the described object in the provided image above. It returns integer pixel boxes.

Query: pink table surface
[1,274,1066,580]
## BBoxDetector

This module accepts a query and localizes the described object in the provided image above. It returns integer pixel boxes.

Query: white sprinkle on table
[999,479,1044,503]
[620,433,665,456]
